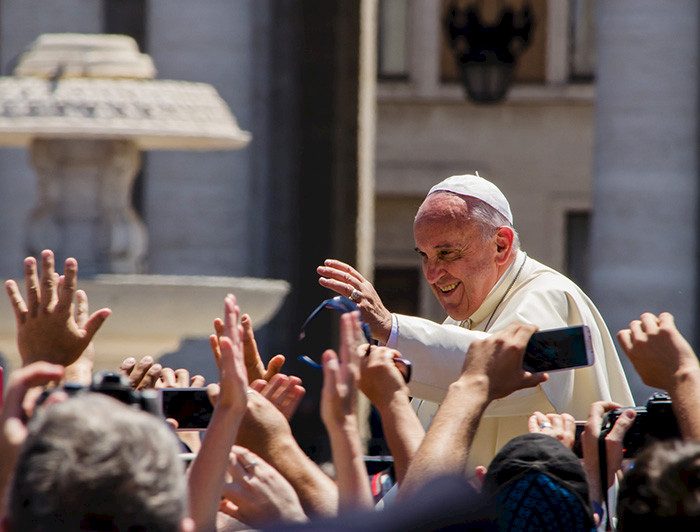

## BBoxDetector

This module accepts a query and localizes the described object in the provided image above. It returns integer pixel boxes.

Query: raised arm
[617,312,700,439]
[215,311,285,383]
[235,390,339,518]
[0,362,65,519]
[187,294,249,532]
[359,345,425,485]
[317,259,393,343]
[5,250,111,367]
[399,322,547,499]
[580,400,636,526]
[249,373,305,420]
[320,311,374,511]
[219,445,308,528]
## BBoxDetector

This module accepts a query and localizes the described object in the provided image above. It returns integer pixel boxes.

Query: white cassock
[385,249,634,468]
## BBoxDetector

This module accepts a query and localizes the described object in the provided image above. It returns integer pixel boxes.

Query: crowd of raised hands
[1,251,700,531]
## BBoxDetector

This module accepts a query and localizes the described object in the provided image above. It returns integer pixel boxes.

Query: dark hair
[617,439,700,531]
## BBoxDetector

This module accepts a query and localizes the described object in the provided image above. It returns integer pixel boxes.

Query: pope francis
[317,173,633,467]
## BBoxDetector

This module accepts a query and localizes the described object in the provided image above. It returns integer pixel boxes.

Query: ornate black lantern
[445,1,534,103]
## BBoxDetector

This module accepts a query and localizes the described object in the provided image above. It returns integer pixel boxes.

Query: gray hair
[429,191,520,252]
[7,393,186,532]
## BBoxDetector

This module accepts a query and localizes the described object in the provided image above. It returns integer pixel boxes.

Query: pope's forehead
[415,192,470,223]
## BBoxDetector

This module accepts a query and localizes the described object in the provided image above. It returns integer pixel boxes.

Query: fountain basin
[0,274,289,372]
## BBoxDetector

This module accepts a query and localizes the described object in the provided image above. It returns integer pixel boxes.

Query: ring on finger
[349,288,360,302]
[539,422,553,429]
[242,460,258,471]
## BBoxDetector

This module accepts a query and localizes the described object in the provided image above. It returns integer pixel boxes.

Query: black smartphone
[161,388,213,429]
[522,325,594,373]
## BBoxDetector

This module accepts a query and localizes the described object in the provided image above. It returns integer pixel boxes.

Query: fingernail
[142,355,153,364]
[624,409,635,418]
[123,357,135,365]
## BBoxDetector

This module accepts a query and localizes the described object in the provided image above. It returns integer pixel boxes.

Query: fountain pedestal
[0,34,287,373]
[28,138,147,274]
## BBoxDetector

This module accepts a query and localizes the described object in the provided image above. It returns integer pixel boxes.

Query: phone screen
[161,388,213,429]
[522,325,593,373]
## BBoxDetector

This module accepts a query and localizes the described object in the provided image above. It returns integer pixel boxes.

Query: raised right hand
[317,259,393,343]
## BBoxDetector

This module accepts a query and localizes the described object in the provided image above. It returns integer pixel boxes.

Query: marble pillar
[589,1,700,402]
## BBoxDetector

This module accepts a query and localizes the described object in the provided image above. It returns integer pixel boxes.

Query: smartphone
[161,388,213,429]
[522,325,594,373]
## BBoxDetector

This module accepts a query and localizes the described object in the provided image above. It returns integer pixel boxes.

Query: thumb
[264,355,285,380]
[607,408,637,443]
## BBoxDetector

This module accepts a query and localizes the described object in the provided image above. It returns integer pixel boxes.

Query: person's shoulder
[515,255,594,307]
[521,255,583,292]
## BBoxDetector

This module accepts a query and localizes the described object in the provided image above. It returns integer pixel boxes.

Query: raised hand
[214,312,284,383]
[157,367,205,389]
[119,355,163,390]
[62,288,100,385]
[5,250,111,367]
[359,345,411,411]
[528,411,577,450]
[317,259,393,343]
[617,312,700,391]
[188,293,249,532]
[219,446,307,528]
[208,294,249,412]
[580,401,636,507]
[0,362,65,519]
[235,390,339,517]
[320,311,374,511]
[249,373,305,420]
[461,321,547,401]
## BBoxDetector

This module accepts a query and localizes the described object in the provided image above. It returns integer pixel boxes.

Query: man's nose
[423,259,444,283]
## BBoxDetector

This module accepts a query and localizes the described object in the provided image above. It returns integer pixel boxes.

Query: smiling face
[414,194,514,321]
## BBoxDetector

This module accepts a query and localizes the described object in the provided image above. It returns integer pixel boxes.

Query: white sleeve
[383,314,400,348]
[393,314,489,403]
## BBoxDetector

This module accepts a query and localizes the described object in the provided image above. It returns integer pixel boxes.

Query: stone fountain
[0,33,289,371]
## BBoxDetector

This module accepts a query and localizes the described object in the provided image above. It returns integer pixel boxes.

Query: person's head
[617,439,700,531]
[4,392,192,532]
[414,173,519,321]
[481,433,594,532]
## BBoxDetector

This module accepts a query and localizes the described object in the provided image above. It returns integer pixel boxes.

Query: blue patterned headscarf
[483,433,595,532]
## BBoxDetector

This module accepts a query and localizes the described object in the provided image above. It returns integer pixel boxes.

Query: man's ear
[494,227,515,265]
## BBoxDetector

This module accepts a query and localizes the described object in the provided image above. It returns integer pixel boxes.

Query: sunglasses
[297,296,411,383]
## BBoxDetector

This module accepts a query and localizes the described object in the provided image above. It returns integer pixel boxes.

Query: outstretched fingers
[23,256,40,316]
[55,258,78,314]
[39,250,58,311]
[5,280,28,325]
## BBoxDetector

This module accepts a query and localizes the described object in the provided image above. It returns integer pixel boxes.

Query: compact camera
[39,372,162,417]
[600,392,680,457]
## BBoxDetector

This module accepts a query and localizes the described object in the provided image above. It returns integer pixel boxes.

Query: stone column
[589,1,700,402]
